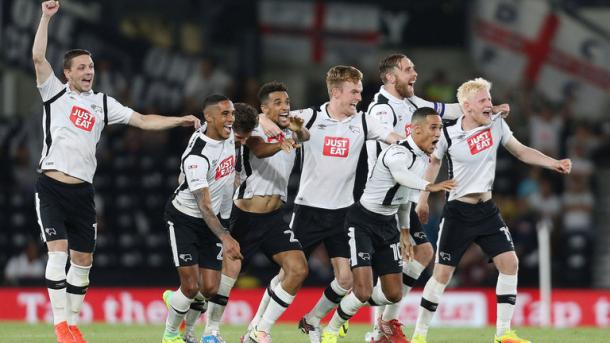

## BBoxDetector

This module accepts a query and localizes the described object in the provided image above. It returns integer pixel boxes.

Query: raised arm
[128,112,201,130]
[32,1,59,85]
[245,136,296,158]
[192,188,242,260]
[504,136,572,174]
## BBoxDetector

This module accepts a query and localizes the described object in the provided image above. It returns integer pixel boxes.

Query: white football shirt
[172,129,236,218]
[37,74,133,183]
[234,125,296,201]
[360,136,430,216]
[292,103,392,209]
[433,116,513,201]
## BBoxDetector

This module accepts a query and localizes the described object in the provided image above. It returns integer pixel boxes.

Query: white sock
[383,260,426,321]
[414,277,447,337]
[45,251,68,325]
[370,284,392,306]
[308,279,349,326]
[66,263,91,326]
[257,283,295,333]
[205,274,236,334]
[165,289,193,335]
[249,274,281,330]
[184,292,207,335]
[496,273,518,337]
[326,292,365,333]
[373,300,384,330]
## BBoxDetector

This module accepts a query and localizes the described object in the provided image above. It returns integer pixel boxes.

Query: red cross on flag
[471,0,610,118]
[258,0,380,66]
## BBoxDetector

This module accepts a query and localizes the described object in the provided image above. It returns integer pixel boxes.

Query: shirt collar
[320,102,359,123]
[65,82,94,96]
[379,86,404,104]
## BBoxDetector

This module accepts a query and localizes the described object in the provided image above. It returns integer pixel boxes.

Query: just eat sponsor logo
[215,155,235,180]
[70,106,95,131]
[323,136,349,157]
[467,128,493,155]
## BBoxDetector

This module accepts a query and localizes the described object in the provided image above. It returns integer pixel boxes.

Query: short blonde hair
[326,65,363,97]
[456,77,492,107]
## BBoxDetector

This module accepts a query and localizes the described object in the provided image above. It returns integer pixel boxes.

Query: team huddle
[33,2,573,343]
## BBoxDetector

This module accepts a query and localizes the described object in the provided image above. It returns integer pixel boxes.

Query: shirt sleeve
[409,96,463,120]
[105,95,134,125]
[218,179,233,221]
[290,108,314,125]
[397,202,412,229]
[365,114,393,141]
[499,118,514,146]
[367,104,395,131]
[37,74,65,102]
[383,147,430,191]
[432,133,448,160]
[183,155,210,192]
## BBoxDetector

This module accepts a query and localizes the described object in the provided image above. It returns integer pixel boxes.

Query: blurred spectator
[4,239,45,285]
[562,175,594,232]
[528,178,561,222]
[183,56,233,112]
[528,102,563,157]
[422,69,455,103]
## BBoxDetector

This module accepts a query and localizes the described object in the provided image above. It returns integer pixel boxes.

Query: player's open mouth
[82,79,91,85]
[408,81,415,86]
[224,124,232,134]
[279,112,289,118]
[483,110,492,116]
[432,139,439,146]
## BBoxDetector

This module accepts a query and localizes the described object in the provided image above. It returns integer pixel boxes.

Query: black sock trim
[170,305,189,315]
[324,284,343,304]
[190,300,206,311]
[209,294,229,306]
[403,273,417,287]
[270,289,290,308]
[496,294,516,305]
[46,278,67,290]
[66,283,89,295]
[337,305,352,321]
[420,297,438,312]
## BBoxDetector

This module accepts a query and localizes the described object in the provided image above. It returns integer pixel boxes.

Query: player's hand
[179,115,201,129]
[279,138,300,153]
[400,229,414,262]
[42,0,60,17]
[416,201,430,224]
[221,234,243,261]
[425,179,457,193]
[288,116,305,132]
[493,103,510,118]
[554,158,572,174]
[259,114,283,138]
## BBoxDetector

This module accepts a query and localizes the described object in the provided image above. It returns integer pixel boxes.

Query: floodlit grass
[2,321,608,342]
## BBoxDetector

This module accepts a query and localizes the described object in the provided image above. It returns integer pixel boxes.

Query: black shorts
[35,174,96,253]
[409,202,429,246]
[165,203,223,270]
[230,205,302,264]
[345,203,403,276]
[291,205,350,259]
[436,200,514,267]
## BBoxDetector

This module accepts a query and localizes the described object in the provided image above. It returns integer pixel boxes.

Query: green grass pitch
[3,322,608,342]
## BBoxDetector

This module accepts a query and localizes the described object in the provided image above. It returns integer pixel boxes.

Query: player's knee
[433,269,452,285]
[199,282,219,299]
[415,244,434,265]
[505,256,519,274]
[386,289,403,304]
[335,271,353,290]
[284,261,308,283]
[181,281,200,299]
[353,285,372,303]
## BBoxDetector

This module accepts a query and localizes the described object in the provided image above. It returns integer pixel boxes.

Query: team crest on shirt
[215,155,235,180]
[467,128,493,155]
[348,125,361,134]
[323,136,349,157]
[70,106,95,132]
